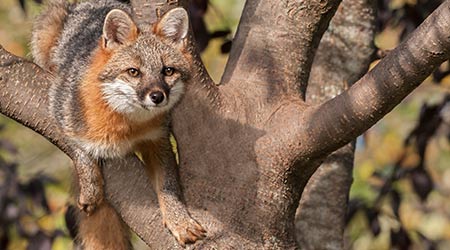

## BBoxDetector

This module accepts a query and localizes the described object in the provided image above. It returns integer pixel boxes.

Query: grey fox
[31,0,205,248]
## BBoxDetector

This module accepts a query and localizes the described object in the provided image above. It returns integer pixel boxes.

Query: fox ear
[102,9,138,49]
[155,7,189,43]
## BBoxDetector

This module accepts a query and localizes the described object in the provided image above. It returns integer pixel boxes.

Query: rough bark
[1,0,450,249]
[0,50,71,154]
[296,0,376,249]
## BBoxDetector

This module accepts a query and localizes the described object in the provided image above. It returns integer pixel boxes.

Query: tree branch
[296,143,355,249]
[0,46,71,155]
[297,0,376,248]
[304,0,450,159]
[220,0,341,101]
[306,0,376,104]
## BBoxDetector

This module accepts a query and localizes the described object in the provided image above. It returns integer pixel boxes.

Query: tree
[0,0,449,248]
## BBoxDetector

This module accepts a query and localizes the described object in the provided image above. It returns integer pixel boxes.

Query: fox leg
[72,150,104,215]
[138,137,206,247]
[72,151,130,250]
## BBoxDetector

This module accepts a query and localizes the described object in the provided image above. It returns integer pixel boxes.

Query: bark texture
[1,0,450,249]
[296,1,376,249]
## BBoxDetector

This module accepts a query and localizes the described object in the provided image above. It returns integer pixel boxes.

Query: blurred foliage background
[0,0,449,249]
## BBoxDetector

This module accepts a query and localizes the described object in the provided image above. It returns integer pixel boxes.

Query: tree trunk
[1,0,450,249]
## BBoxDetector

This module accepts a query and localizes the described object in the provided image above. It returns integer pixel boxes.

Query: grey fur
[49,0,130,134]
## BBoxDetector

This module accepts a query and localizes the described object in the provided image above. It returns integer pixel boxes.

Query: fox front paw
[164,214,207,247]
[77,187,104,215]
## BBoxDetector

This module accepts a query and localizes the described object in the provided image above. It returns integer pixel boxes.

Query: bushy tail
[31,0,69,71]
[77,202,131,250]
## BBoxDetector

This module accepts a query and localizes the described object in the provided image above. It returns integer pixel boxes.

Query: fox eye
[162,66,175,76]
[127,68,140,77]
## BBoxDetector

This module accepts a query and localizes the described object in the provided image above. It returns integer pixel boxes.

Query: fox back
[32,0,191,158]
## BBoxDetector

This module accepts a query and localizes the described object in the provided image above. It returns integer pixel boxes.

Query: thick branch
[0,47,71,155]
[220,0,341,101]
[304,0,450,158]
[297,0,376,248]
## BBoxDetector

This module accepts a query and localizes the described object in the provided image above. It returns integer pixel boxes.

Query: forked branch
[304,0,450,159]
[297,0,376,248]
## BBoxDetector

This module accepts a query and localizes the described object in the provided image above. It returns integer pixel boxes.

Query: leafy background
[0,0,449,249]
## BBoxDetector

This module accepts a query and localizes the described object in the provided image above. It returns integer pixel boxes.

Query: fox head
[96,7,190,121]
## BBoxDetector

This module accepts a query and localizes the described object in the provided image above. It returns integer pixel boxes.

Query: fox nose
[149,91,165,105]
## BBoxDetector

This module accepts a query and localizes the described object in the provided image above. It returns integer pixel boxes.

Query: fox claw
[164,216,206,247]
[77,188,103,216]
[77,199,98,215]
